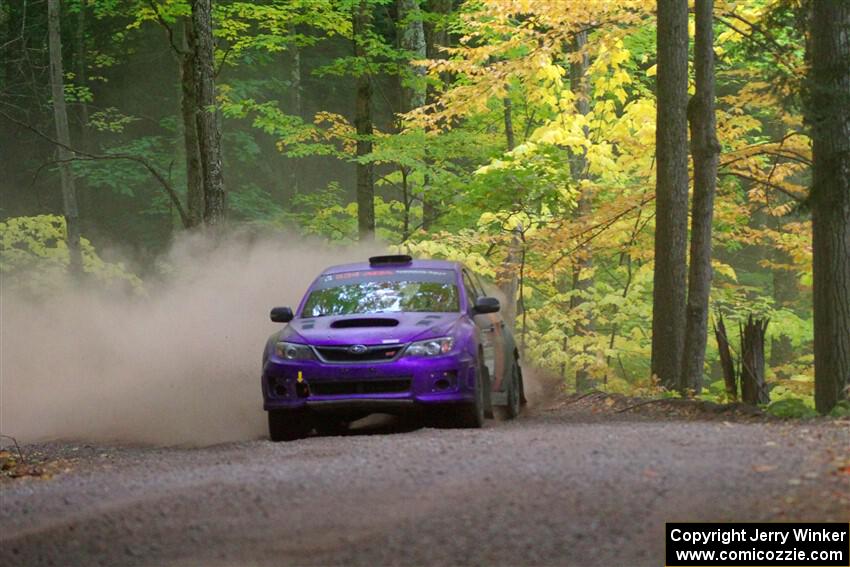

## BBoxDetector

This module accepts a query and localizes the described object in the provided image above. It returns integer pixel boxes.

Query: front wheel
[450,365,486,428]
[268,410,312,442]
[314,416,349,437]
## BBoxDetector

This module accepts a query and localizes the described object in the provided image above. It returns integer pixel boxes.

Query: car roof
[320,258,462,275]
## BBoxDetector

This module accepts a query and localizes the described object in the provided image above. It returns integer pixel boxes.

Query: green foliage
[4,0,833,412]
[0,215,143,297]
[765,398,818,419]
[828,401,850,419]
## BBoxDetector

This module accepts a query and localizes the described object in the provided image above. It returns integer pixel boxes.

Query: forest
[1,0,849,416]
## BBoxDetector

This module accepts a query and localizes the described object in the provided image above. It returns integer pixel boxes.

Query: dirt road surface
[2,403,848,567]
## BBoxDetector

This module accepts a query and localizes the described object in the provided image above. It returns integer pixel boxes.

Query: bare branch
[1,110,190,227]
[147,0,184,55]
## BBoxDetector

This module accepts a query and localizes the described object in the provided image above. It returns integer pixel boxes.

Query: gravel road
[1,406,848,567]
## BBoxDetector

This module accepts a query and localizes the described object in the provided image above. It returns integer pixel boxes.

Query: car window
[462,270,480,309]
[301,269,460,317]
[472,272,489,296]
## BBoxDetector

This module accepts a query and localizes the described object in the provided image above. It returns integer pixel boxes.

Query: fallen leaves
[0,449,47,479]
[0,448,76,482]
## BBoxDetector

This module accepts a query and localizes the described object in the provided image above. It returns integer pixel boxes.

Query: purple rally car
[261,254,525,441]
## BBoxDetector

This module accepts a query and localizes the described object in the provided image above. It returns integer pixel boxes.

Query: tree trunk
[398,0,426,111]
[286,37,302,195]
[651,0,690,390]
[401,166,411,241]
[497,227,522,329]
[569,30,594,392]
[740,315,770,406]
[421,0,451,230]
[354,0,375,240]
[680,0,720,395]
[713,315,738,401]
[808,1,850,413]
[47,0,83,276]
[398,0,425,237]
[191,0,225,226]
[74,0,90,151]
[769,243,797,369]
[503,95,515,151]
[181,18,203,228]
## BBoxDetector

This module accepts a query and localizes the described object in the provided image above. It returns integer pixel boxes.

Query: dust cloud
[520,365,562,408]
[1,233,380,446]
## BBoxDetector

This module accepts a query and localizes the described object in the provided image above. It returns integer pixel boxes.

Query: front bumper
[262,351,476,412]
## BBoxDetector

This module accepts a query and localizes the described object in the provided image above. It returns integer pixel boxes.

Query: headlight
[275,341,315,361]
[405,337,454,357]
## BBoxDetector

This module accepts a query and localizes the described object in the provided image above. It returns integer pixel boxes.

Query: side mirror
[473,296,500,314]
[270,307,294,323]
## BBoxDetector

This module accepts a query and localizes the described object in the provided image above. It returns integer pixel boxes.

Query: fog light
[434,379,450,390]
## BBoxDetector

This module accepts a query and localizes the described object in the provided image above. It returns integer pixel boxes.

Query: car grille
[310,378,412,396]
[314,344,404,363]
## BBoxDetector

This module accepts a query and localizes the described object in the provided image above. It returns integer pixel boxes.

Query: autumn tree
[807,0,850,413]
[651,0,690,390]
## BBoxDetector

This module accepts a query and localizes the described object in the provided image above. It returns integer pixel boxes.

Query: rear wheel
[506,358,522,419]
[268,410,312,442]
[483,364,494,419]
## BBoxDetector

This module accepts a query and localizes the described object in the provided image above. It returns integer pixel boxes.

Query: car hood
[279,312,462,347]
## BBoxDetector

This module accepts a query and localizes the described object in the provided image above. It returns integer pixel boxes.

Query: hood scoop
[330,318,400,329]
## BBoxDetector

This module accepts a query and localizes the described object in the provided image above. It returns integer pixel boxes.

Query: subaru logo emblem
[349,344,368,354]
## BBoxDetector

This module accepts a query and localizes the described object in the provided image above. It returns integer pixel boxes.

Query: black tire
[451,364,486,428]
[482,364,494,419]
[268,410,312,442]
[506,358,521,419]
[518,362,527,406]
[314,417,349,437]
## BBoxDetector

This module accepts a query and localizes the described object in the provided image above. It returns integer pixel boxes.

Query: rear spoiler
[368,254,413,266]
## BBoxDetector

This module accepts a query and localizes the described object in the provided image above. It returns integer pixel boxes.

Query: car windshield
[301,269,459,317]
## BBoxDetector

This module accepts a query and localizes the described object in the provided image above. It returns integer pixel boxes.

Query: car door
[462,269,506,391]
[471,271,511,392]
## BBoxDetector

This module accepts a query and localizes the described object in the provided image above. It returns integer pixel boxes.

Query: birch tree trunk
[47,0,83,276]
[354,0,375,240]
[398,0,426,111]
[569,30,594,392]
[191,0,225,226]
[651,0,690,389]
[808,0,850,413]
[680,0,720,394]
